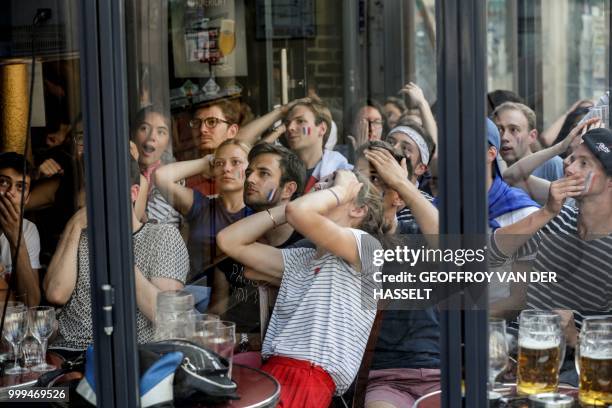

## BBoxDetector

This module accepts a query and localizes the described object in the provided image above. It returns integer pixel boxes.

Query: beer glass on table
[517,310,563,395]
[577,316,612,406]
[489,318,508,389]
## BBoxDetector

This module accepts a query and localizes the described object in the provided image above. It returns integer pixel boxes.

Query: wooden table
[413,384,579,407]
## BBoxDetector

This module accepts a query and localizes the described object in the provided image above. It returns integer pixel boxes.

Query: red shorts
[261,356,336,408]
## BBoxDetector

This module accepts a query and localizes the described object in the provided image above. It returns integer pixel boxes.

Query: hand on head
[363,147,409,191]
[332,170,362,205]
[130,141,140,162]
[561,117,601,153]
[282,97,312,115]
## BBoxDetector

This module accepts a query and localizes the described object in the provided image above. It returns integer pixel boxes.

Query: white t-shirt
[488,206,539,301]
[262,229,382,394]
[0,219,41,272]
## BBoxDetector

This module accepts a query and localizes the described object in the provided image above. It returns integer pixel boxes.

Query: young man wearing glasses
[186,99,241,196]
[0,152,41,306]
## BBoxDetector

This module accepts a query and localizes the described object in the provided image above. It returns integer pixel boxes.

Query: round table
[413,384,579,408]
[214,364,280,408]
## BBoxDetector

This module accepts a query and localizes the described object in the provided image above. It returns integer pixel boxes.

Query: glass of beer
[517,310,563,395]
[578,316,612,406]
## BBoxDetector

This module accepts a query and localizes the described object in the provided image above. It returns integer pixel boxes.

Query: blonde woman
[218,170,384,407]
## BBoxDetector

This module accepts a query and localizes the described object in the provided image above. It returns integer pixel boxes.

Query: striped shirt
[262,229,382,394]
[490,205,612,328]
[147,186,182,228]
[396,190,435,223]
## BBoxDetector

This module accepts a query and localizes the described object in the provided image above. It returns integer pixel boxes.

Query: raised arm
[235,98,310,147]
[286,170,364,268]
[539,99,593,147]
[401,82,438,150]
[0,193,41,305]
[492,175,583,256]
[216,206,285,282]
[154,158,211,215]
[44,208,86,305]
[503,118,598,205]
[364,147,439,244]
[26,178,60,210]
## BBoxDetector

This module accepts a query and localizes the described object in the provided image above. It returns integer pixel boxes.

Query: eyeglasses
[189,117,231,129]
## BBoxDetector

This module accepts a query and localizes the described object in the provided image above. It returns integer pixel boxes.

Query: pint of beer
[578,317,612,406]
[517,338,561,394]
[517,310,563,395]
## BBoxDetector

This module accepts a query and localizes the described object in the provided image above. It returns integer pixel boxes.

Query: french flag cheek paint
[302,126,311,136]
[234,168,245,180]
[267,188,277,203]
[583,171,594,193]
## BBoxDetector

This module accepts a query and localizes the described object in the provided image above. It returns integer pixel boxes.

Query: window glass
[1,1,91,363]
[126,0,441,405]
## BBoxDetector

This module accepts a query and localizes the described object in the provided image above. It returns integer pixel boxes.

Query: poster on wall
[171,0,247,78]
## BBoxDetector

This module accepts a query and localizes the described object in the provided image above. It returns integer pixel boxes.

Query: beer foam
[519,337,559,350]
[581,350,612,359]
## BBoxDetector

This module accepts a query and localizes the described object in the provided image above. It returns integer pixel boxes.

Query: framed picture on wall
[170,0,248,78]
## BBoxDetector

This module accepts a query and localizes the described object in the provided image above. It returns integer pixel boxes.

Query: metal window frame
[436,0,488,406]
[517,0,543,128]
[79,0,140,406]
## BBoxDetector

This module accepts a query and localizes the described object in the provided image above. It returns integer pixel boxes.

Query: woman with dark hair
[27,115,85,265]
[131,105,181,227]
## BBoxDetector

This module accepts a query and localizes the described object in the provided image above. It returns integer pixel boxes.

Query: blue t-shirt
[185,191,253,282]
[532,156,564,182]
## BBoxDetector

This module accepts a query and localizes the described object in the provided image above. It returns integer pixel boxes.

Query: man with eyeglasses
[186,99,241,196]
[0,152,41,306]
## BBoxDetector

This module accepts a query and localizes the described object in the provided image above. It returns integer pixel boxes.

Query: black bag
[143,339,239,405]
[39,340,239,406]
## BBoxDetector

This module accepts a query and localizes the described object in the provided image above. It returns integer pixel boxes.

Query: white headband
[388,126,430,165]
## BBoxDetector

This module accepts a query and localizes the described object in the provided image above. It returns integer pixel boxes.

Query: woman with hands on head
[217,169,385,408]
[155,139,252,283]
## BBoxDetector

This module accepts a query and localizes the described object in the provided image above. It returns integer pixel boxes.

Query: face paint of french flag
[267,188,277,202]
[302,126,311,136]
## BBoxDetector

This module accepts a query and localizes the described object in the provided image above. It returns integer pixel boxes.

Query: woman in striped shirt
[218,170,384,407]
